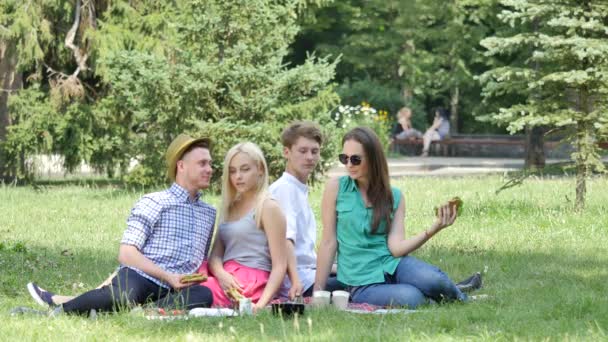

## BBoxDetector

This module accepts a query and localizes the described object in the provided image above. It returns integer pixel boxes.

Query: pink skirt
[197,260,270,307]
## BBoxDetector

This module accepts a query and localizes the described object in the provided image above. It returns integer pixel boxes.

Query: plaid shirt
[121,183,216,288]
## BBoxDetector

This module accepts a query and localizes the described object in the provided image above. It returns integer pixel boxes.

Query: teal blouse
[335,176,402,286]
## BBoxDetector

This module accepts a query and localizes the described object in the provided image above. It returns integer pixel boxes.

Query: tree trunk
[575,154,587,211]
[449,86,459,134]
[524,126,545,169]
[574,87,593,211]
[0,40,22,182]
[574,121,591,211]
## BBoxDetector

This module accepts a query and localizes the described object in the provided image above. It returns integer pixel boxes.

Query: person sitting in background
[421,107,450,157]
[389,107,423,143]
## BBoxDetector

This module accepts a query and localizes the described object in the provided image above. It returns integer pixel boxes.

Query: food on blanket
[180,273,208,283]
[434,197,463,217]
[157,308,185,316]
[144,308,188,320]
[226,287,245,301]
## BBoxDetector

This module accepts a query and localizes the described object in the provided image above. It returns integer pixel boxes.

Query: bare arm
[286,240,303,299]
[97,270,118,288]
[314,177,339,291]
[255,200,288,309]
[118,244,190,290]
[430,116,443,130]
[272,186,302,299]
[387,194,457,257]
[208,229,243,291]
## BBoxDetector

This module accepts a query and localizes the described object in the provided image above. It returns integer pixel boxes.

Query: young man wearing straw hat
[26,134,217,315]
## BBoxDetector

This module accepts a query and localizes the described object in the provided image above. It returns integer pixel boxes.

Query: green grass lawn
[1,176,607,341]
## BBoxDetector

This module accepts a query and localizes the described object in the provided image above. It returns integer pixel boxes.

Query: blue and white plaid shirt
[121,183,216,288]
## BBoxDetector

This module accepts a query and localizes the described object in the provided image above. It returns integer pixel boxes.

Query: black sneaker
[27,282,56,308]
[455,272,482,293]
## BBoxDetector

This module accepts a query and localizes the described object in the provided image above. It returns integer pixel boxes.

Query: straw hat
[165,134,212,181]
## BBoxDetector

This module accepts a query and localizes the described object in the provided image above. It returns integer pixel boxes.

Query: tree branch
[64,0,89,78]
[86,0,98,30]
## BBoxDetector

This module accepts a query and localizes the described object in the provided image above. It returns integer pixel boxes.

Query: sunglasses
[338,154,363,166]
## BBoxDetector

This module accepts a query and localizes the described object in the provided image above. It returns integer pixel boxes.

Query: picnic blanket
[143,297,416,319]
[269,297,416,315]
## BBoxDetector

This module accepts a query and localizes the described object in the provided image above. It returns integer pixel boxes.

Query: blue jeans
[349,256,467,308]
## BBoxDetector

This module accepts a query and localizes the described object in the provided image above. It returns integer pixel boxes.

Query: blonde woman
[197,142,287,311]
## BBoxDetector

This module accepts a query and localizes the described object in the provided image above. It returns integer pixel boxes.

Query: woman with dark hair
[421,107,451,157]
[314,127,473,308]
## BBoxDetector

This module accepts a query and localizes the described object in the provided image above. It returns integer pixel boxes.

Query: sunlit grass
[1,176,607,340]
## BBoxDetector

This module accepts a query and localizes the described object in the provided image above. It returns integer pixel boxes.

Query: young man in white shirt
[269,121,343,299]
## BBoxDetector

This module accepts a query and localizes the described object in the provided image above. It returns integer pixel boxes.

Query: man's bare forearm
[118,244,169,282]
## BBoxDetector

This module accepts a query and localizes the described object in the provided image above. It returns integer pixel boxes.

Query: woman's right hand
[217,271,243,293]
[429,203,457,234]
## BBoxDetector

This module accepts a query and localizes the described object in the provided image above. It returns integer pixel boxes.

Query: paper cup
[238,298,253,315]
[331,290,349,310]
[312,291,331,307]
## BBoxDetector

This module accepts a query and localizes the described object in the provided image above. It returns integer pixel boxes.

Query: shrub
[337,79,404,116]
[331,103,392,149]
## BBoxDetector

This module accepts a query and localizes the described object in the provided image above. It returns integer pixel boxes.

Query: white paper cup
[238,298,253,315]
[312,291,331,306]
[331,290,349,310]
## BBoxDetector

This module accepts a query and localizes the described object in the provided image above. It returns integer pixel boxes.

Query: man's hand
[288,280,304,300]
[164,273,193,290]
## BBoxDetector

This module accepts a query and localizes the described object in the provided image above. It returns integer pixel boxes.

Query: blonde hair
[220,142,270,228]
[397,107,412,119]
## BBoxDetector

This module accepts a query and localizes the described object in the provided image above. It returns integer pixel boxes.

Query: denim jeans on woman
[348,256,467,308]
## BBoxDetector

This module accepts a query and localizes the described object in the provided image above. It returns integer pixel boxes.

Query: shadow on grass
[0,241,117,299]
[496,161,608,194]
[424,245,607,287]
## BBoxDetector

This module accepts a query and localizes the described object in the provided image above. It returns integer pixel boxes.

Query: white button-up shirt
[269,172,317,296]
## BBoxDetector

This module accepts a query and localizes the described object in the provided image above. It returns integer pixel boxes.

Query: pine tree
[479,0,608,209]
